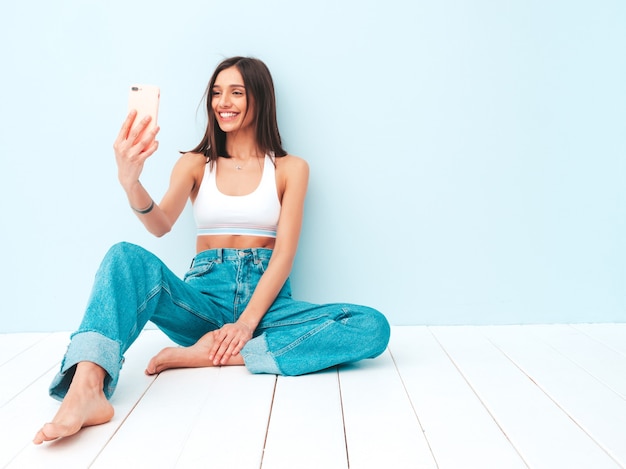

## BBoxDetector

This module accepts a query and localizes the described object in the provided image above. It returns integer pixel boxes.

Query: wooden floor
[1,324,625,469]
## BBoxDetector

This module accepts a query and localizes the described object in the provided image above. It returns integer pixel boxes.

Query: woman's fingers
[136,125,160,155]
[115,110,137,144]
[114,115,159,169]
[230,338,244,356]
[127,115,153,146]
[209,330,226,363]
[224,337,244,360]
[211,335,230,365]
[209,325,250,365]
[140,138,159,159]
[114,111,155,150]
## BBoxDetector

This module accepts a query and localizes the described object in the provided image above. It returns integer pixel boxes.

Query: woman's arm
[113,111,202,236]
[209,155,310,364]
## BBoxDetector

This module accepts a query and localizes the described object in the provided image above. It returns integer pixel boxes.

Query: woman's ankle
[71,361,107,390]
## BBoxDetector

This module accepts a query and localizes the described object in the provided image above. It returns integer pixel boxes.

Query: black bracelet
[131,200,155,214]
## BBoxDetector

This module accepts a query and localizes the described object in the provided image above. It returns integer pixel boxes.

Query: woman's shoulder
[274,154,309,196]
[178,151,208,166]
[172,151,208,174]
[275,153,309,174]
[170,152,208,187]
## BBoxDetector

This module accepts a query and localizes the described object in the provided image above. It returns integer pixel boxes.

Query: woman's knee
[99,242,160,279]
[371,308,391,357]
[105,241,146,260]
[103,242,155,267]
[353,305,391,358]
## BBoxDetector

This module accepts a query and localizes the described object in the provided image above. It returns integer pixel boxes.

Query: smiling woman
[33,56,391,446]
[212,80,249,132]
[212,80,252,133]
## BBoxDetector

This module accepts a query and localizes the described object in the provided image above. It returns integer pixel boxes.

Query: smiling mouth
[219,112,238,119]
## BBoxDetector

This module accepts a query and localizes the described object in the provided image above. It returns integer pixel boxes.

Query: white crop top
[193,155,281,237]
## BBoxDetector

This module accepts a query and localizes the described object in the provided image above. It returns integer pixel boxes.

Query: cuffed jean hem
[49,331,123,401]
[240,333,281,375]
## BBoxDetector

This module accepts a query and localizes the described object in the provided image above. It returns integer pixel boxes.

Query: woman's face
[211,66,255,133]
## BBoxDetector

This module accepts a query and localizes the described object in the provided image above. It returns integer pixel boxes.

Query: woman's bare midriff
[196,235,276,253]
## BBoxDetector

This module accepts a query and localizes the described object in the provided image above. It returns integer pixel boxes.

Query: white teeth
[220,112,237,118]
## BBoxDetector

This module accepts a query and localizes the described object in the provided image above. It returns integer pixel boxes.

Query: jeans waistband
[191,248,273,266]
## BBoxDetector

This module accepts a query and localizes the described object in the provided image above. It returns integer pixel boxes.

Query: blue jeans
[49,242,390,400]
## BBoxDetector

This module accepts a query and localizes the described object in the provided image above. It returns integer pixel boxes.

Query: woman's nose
[218,94,231,107]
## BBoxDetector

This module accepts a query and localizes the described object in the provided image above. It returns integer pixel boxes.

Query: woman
[34,56,390,445]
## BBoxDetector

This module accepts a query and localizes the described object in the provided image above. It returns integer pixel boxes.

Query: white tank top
[193,155,281,237]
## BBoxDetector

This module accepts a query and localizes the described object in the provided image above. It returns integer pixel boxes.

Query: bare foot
[145,332,244,375]
[33,363,114,445]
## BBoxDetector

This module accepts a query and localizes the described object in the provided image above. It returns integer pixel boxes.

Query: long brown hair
[188,56,287,165]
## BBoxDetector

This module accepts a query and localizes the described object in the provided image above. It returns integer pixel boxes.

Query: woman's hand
[209,321,254,365]
[113,110,160,190]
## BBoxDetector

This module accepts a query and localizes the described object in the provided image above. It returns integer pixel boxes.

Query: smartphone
[128,84,160,134]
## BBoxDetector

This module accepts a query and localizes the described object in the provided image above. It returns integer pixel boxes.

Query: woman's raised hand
[113,110,160,190]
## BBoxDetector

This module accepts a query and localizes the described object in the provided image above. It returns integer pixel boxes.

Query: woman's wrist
[124,180,154,214]
[237,319,256,334]
[121,178,143,194]
[130,199,154,214]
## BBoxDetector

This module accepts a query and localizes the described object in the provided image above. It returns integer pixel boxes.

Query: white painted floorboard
[483,326,626,467]
[0,333,50,366]
[339,350,436,469]
[1,324,624,469]
[430,326,620,469]
[175,367,276,469]
[0,333,70,408]
[391,327,527,469]
[5,331,175,469]
[263,369,347,469]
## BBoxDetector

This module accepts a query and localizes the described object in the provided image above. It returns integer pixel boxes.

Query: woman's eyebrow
[212,84,246,89]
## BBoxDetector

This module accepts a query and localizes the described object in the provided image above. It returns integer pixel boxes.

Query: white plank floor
[1,324,625,469]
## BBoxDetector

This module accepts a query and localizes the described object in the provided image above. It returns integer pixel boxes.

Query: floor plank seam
[0,361,61,411]
[170,368,222,469]
[0,333,53,368]
[483,333,624,468]
[428,327,531,469]
[570,324,626,360]
[86,372,160,468]
[336,367,352,469]
[386,343,439,469]
[259,374,278,469]
[5,439,35,468]
[530,327,626,403]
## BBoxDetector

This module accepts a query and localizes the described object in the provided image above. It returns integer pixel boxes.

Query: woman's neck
[225,128,261,159]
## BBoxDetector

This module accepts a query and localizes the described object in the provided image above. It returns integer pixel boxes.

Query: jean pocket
[256,257,270,274]
[184,261,215,281]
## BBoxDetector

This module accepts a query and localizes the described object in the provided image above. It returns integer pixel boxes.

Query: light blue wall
[1,0,624,332]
